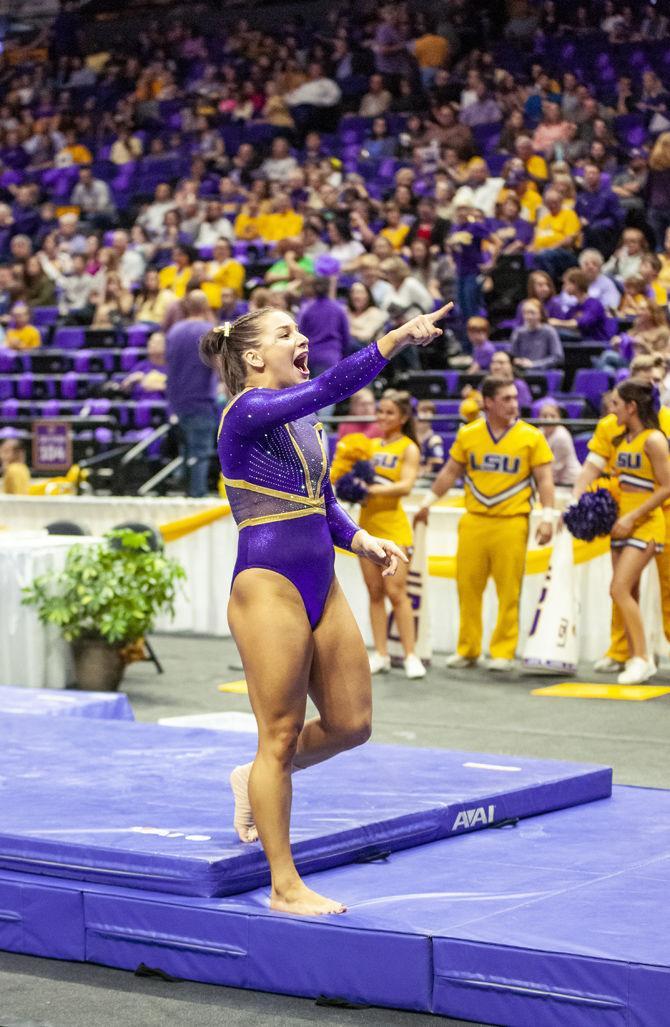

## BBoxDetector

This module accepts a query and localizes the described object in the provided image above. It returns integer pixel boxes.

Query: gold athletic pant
[456,512,529,660]
[607,506,670,662]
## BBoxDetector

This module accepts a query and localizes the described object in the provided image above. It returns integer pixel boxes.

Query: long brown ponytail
[199,308,274,395]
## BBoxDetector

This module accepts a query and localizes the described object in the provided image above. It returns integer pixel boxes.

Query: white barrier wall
[2,493,666,664]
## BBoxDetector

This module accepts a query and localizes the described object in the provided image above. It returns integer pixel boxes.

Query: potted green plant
[22,528,186,691]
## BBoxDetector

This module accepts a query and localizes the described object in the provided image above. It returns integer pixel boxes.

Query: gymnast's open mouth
[293,350,310,377]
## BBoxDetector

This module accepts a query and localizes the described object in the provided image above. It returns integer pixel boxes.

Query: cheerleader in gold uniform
[358,390,425,679]
[607,379,670,684]
[574,355,670,673]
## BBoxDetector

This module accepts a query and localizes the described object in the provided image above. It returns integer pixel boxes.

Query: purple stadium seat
[60,373,104,400]
[74,351,116,374]
[17,375,55,400]
[30,307,59,326]
[40,400,62,416]
[574,436,590,463]
[133,400,167,428]
[444,371,460,396]
[561,399,587,419]
[572,369,611,413]
[544,370,564,393]
[0,351,19,373]
[432,400,461,415]
[88,399,112,416]
[1,399,19,416]
[53,327,86,350]
[119,347,145,371]
[94,428,114,444]
[125,325,152,348]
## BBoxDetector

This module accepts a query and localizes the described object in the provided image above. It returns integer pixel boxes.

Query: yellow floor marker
[532,682,670,701]
[217,680,248,695]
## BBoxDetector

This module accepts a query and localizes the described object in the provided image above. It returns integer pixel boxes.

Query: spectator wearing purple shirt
[465,316,495,370]
[575,164,623,260]
[486,195,534,256]
[0,130,29,172]
[121,330,167,400]
[297,276,351,377]
[11,185,41,240]
[459,82,503,129]
[511,300,564,370]
[489,350,533,409]
[165,291,218,497]
[547,268,610,341]
[374,5,411,85]
[447,206,489,320]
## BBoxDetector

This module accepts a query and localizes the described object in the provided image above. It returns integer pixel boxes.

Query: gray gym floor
[3,635,669,1027]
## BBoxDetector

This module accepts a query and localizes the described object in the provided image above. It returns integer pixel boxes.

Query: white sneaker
[617,657,655,685]
[487,657,515,672]
[404,653,426,679]
[445,653,479,669]
[594,657,625,674]
[369,652,391,675]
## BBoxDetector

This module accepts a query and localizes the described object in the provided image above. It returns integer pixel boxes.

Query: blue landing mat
[0,686,133,721]
[0,786,667,1026]
[0,715,611,898]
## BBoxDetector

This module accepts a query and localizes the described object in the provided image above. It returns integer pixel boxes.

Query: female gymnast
[358,389,425,678]
[200,302,450,916]
[575,378,670,685]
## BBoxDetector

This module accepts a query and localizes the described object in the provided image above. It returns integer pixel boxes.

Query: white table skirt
[1,495,666,675]
[0,534,101,689]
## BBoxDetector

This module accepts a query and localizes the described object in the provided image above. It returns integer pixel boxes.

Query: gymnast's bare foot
[270,881,347,916]
[229,763,258,843]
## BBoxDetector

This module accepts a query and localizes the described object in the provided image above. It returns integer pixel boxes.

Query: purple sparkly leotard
[217,342,388,628]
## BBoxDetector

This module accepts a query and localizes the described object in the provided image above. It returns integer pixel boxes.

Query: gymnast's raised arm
[201,305,452,438]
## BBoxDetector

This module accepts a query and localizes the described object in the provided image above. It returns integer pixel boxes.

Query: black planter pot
[71,638,124,691]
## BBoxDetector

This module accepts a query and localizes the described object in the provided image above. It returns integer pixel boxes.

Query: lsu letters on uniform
[588,408,670,662]
[450,418,553,660]
[359,435,414,548]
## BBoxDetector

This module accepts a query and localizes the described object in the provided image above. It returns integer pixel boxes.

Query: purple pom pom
[352,459,375,483]
[564,488,618,541]
[335,472,369,503]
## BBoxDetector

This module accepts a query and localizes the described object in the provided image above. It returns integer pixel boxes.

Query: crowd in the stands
[3,0,670,486]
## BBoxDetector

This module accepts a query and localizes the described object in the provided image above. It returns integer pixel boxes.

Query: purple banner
[32,420,72,472]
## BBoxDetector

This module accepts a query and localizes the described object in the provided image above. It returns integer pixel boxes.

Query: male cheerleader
[415,375,555,670]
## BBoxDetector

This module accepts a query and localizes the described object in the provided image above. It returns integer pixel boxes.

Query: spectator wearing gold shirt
[0,439,30,495]
[530,187,581,282]
[206,239,245,298]
[5,303,41,350]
